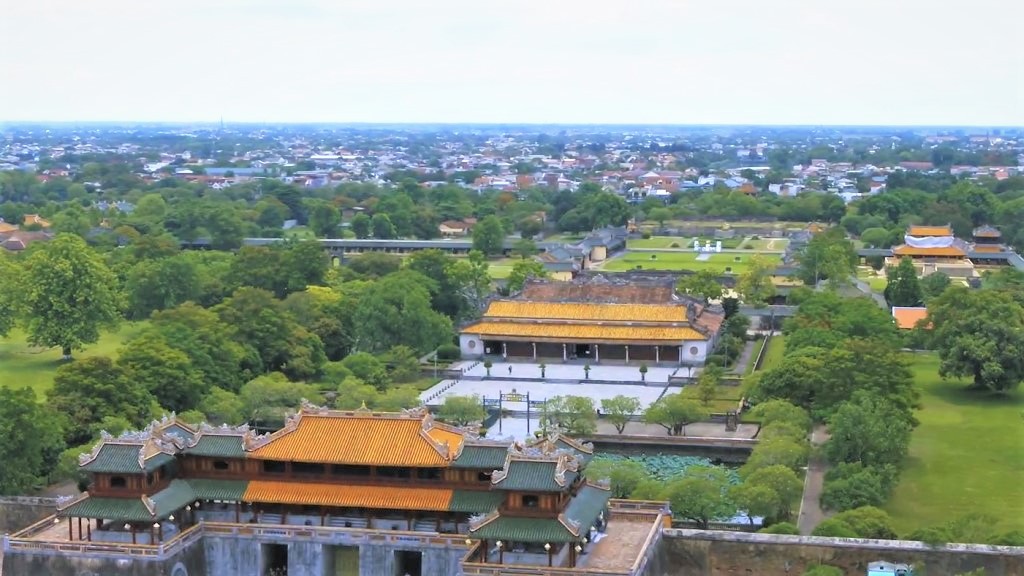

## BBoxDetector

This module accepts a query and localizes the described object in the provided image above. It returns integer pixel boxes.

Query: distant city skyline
[2,0,1022,126]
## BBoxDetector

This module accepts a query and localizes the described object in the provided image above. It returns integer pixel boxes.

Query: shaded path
[798,425,830,535]
[853,278,888,309]
[730,340,757,375]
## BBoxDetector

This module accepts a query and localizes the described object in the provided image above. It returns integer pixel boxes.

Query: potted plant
[539,363,546,379]
[484,360,493,378]
[583,364,591,380]
[639,364,648,382]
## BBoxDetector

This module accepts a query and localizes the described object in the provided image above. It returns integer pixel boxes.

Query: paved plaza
[453,360,695,383]
[421,378,677,409]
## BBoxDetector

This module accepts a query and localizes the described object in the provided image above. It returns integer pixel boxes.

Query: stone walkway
[581,519,653,571]
[730,340,757,375]
[797,425,831,535]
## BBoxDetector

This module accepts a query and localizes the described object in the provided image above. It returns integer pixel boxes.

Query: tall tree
[0,387,65,495]
[928,287,1024,393]
[149,303,250,392]
[506,259,548,293]
[736,255,777,306]
[920,271,951,301]
[47,357,155,445]
[449,250,492,318]
[437,395,487,426]
[733,464,803,523]
[350,212,371,239]
[118,332,208,413]
[826,392,912,468]
[308,202,341,237]
[352,270,453,355]
[662,465,734,529]
[600,395,642,434]
[371,213,397,239]
[678,270,723,304]
[125,254,201,319]
[472,215,506,257]
[542,395,598,436]
[884,257,923,308]
[0,254,20,337]
[20,234,121,358]
[797,229,857,287]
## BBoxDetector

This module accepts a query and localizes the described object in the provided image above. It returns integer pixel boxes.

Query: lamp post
[496,540,504,564]
[544,542,552,567]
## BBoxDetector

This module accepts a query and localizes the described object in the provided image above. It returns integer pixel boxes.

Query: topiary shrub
[759,522,799,535]
[436,344,461,361]
[670,242,680,248]
[641,231,652,239]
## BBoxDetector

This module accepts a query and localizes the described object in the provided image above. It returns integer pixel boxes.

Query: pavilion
[458,276,724,366]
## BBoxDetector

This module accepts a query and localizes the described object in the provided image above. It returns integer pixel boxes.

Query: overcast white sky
[1,0,1021,125]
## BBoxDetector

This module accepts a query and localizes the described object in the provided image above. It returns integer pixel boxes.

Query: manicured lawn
[758,335,786,372]
[627,236,693,249]
[884,353,1024,534]
[0,323,149,398]
[487,258,517,279]
[602,251,781,274]
[744,238,789,251]
[745,337,767,376]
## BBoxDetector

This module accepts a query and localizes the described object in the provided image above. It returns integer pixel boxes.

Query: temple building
[888,224,973,276]
[459,276,724,365]
[3,408,668,576]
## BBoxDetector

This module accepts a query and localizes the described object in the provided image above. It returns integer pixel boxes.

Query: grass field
[884,353,1024,534]
[602,251,781,274]
[745,337,767,376]
[487,258,518,279]
[758,335,786,372]
[0,323,149,398]
[627,236,693,249]
[743,238,790,251]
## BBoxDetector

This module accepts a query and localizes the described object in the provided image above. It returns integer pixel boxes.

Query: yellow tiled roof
[244,481,454,512]
[248,413,463,466]
[462,321,706,342]
[893,245,965,257]
[484,301,687,323]
[907,225,953,237]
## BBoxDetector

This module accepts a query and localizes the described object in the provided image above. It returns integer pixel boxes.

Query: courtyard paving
[453,360,696,383]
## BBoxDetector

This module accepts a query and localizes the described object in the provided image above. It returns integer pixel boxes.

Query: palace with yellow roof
[460,277,724,365]
[1,408,671,575]
[886,224,1018,276]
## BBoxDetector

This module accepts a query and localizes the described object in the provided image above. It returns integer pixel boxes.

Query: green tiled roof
[470,517,573,543]
[58,480,196,522]
[564,484,611,532]
[81,444,174,474]
[448,490,505,513]
[58,497,156,522]
[185,435,247,458]
[493,460,576,492]
[150,480,196,516]
[161,423,196,442]
[452,445,509,470]
[187,479,248,501]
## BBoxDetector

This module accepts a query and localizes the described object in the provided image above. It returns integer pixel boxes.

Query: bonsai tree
[539,363,546,379]
[484,360,493,377]
[639,364,648,381]
[583,364,591,380]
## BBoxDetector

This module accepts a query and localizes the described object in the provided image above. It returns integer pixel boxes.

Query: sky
[1,0,1022,126]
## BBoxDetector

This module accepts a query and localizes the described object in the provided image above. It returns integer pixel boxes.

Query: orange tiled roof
[244,481,454,511]
[892,245,965,257]
[484,301,687,323]
[892,307,930,330]
[907,225,952,237]
[0,222,18,233]
[248,411,463,466]
[462,321,706,342]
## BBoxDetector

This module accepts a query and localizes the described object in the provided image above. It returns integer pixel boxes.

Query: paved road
[730,340,757,375]
[853,278,888,309]
[797,425,830,535]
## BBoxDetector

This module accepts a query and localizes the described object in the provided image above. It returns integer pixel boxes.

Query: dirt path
[797,425,830,535]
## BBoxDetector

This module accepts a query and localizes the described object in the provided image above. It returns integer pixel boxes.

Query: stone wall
[2,539,206,576]
[648,529,1024,576]
[0,497,56,534]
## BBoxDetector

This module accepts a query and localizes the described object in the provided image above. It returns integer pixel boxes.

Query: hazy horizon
[2,0,1022,126]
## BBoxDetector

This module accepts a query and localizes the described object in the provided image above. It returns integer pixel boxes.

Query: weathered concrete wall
[2,537,206,576]
[422,546,466,576]
[0,497,57,533]
[289,540,324,576]
[358,543,394,576]
[648,529,1024,576]
[204,534,259,575]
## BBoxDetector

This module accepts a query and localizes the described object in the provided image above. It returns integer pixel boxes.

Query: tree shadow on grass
[925,378,1024,408]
